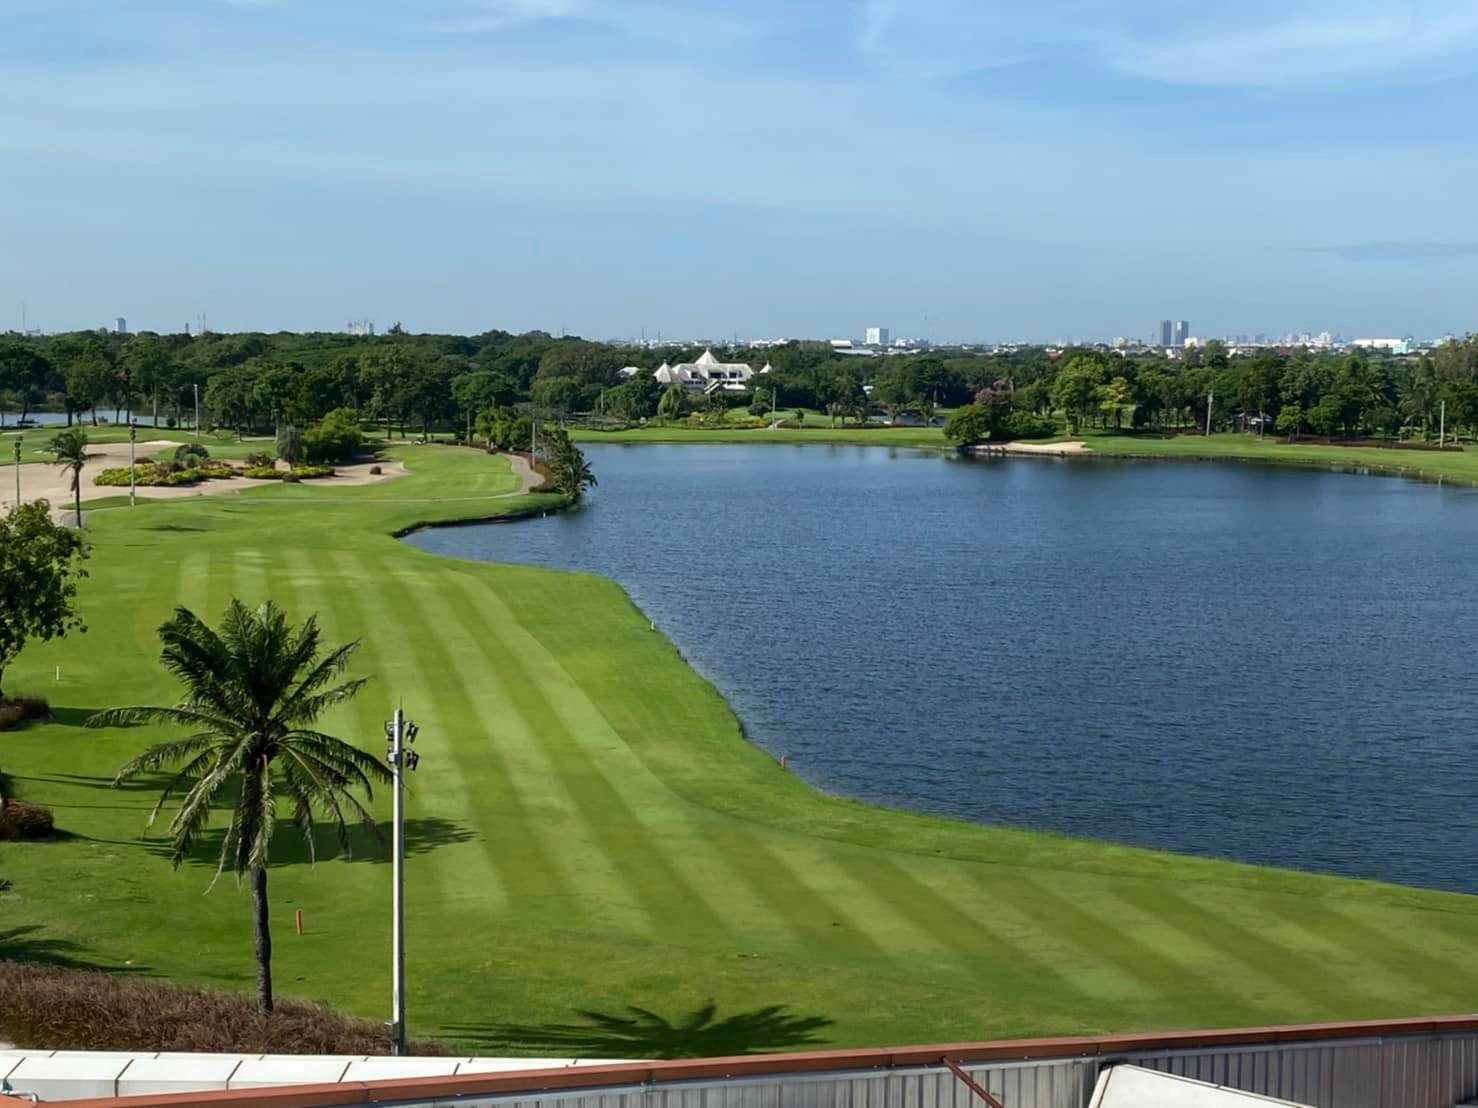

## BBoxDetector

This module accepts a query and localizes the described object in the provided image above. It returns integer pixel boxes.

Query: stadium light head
[405,723,419,744]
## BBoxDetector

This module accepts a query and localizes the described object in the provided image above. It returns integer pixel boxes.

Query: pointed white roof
[760,363,772,373]
[695,350,721,367]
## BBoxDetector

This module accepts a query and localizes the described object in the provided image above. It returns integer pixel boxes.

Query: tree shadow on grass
[0,925,144,974]
[444,1002,834,1059]
[44,706,147,729]
[40,771,175,795]
[146,816,477,869]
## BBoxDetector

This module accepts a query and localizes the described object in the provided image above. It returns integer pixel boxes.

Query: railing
[21,1015,1478,1108]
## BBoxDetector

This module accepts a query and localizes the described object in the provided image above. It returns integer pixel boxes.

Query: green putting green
[3,441,1478,1058]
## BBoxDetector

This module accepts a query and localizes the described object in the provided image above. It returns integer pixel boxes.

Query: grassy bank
[1079,430,1478,484]
[570,424,951,449]
[3,443,1478,1057]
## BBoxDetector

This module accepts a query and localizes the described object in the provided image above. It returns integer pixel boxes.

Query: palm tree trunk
[252,867,273,1012]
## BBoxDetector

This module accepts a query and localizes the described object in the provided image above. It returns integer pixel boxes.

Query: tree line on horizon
[3,327,1477,442]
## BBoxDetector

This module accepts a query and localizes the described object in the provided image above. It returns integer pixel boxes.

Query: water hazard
[407,443,1478,894]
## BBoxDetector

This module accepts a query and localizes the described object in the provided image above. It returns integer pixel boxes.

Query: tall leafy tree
[46,428,89,527]
[93,601,388,1012]
[0,502,88,700]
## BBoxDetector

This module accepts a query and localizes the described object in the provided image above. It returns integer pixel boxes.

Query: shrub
[242,466,284,480]
[0,799,53,840]
[93,464,233,488]
[291,465,334,478]
[369,465,382,475]
[282,473,301,484]
[0,963,447,1054]
[302,408,364,465]
[997,411,1058,440]
[0,697,48,732]
[172,443,210,466]
[244,451,276,469]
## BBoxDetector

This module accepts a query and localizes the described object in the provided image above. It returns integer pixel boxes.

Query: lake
[407,443,1478,894]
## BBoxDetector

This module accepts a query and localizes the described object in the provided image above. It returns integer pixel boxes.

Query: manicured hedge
[0,962,447,1053]
[0,696,48,732]
[242,465,335,480]
[93,463,234,487]
[0,799,53,841]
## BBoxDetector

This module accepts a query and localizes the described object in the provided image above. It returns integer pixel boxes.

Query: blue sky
[2,0,1476,342]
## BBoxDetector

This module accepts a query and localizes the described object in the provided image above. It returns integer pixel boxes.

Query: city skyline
[5,1,1478,342]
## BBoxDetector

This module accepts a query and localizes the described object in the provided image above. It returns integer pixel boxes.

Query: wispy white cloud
[425,0,754,44]
[858,0,1478,86]
[426,0,586,34]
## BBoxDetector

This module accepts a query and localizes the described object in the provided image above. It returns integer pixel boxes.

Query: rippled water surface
[407,444,1478,893]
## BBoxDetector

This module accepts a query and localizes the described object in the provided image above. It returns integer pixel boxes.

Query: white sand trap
[3,442,408,519]
[974,440,1089,456]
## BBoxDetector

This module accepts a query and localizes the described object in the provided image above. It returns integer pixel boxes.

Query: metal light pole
[128,422,137,508]
[194,383,201,441]
[11,435,20,513]
[1206,389,1214,436]
[384,708,420,1056]
[1440,400,1446,448]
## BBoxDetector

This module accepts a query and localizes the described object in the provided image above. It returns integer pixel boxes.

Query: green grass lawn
[1079,430,1478,484]
[571,423,951,449]
[4,442,1478,1058]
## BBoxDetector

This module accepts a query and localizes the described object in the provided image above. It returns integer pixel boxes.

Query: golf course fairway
[4,439,1478,1057]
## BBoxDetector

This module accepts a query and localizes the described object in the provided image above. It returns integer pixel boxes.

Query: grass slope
[1080,430,1478,484]
[570,424,950,450]
[3,442,1478,1059]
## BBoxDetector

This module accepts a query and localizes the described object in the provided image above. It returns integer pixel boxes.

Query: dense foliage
[3,326,1475,444]
[0,502,89,699]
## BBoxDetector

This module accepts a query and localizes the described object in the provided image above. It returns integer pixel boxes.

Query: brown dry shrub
[0,799,53,841]
[0,962,447,1054]
[0,697,49,731]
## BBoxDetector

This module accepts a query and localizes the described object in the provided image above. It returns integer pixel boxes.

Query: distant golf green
[571,423,951,450]
[4,438,1478,1058]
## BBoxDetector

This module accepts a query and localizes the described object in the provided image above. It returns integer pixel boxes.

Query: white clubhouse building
[622,350,766,394]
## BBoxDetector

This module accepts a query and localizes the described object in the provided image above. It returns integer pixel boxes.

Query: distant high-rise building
[1157,320,1173,347]
[1173,320,1190,346]
[115,317,127,335]
[347,320,376,336]
[865,326,890,347]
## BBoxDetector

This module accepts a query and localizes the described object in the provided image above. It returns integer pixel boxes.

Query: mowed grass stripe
[329,551,511,914]
[1251,893,1478,1013]
[1103,884,1352,1016]
[1168,885,1450,1014]
[376,557,654,928]
[449,572,797,945]
[839,854,1131,1007]
[1002,873,1272,1027]
[416,568,675,938]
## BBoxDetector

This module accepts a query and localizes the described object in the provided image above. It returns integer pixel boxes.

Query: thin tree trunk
[252,867,273,1012]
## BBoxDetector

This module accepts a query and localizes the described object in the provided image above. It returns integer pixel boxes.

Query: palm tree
[46,428,88,527]
[544,431,597,500]
[90,600,388,1012]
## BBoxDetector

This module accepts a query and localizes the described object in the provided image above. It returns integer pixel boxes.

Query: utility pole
[128,422,137,508]
[1206,388,1214,436]
[384,708,420,1057]
[193,383,201,442]
[11,435,20,512]
[1440,399,1446,448]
